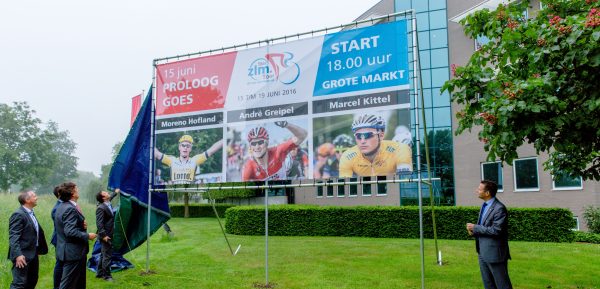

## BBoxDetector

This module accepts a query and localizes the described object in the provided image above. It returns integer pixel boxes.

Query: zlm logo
[247,52,300,85]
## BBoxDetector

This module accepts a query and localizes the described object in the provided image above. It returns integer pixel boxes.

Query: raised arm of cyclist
[274,121,307,145]
[205,139,224,158]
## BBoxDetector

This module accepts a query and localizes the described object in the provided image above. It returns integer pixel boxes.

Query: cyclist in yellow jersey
[339,114,412,177]
[154,135,223,184]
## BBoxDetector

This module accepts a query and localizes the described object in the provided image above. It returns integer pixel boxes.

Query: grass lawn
[1,194,599,288]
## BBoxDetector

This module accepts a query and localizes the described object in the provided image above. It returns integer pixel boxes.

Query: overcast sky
[0,0,380,175]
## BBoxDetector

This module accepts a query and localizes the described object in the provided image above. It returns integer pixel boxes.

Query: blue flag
[108,87,170,254]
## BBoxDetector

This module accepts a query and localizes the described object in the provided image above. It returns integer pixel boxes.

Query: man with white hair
[8,190,48,289]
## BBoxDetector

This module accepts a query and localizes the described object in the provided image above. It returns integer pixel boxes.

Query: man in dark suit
[55,182,97,289]
[467,180,513,289]
[95,191,115,281]
[7,190,48,289]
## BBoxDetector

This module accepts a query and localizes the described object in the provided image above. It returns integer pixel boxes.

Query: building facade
[293,0,600,231]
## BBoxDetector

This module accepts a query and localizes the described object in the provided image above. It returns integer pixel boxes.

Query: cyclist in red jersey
[242,121,307,181]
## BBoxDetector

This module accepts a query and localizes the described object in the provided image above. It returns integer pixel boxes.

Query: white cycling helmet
[351,114,386,132]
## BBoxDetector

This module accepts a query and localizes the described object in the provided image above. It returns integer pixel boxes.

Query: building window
[513,157,539,191]
[337,178,345,197]
[521,9,529,21]
[377,176,387,195]
[429,9,447,29]
[475,35,491,51]
[552,173,583,190]
[317,181,323,198]
[326,179,334,197]
[481,161,503,192]
[349,177,358,197]
[362,177,372,196]
[572,217,580,231]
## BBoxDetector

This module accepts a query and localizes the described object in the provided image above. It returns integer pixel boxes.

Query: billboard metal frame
[146,9,431,289]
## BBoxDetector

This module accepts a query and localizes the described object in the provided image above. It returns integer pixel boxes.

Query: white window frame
[572,216,580,231]
[480,161,504,192]
[337,178,346,198]
[349,177,358,197]
[326,179,335,198]
[376,176,388,196]
[362,177,372,197]
[513,157,540,192]
[552,174,583,191]
[316,181,323,198]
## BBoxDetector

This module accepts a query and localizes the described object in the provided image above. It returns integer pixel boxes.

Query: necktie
[29,211,39,246]
[478,202,488,225]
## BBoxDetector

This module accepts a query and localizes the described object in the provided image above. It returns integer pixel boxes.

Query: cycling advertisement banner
[153,20,412,184]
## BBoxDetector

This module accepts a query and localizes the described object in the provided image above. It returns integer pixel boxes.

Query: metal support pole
[265,179,269,286]
[410,10,426,289]
[146,188,151,272]
[149,177,440,192]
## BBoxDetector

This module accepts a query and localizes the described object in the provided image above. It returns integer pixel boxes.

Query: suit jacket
[54,201,89,262]
[50,200,62,246]
[96,202,114,240]
[7,207,48,262]
[473,198,511,263]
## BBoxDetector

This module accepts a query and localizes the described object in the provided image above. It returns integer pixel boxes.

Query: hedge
[224,205,576,242]
[170,204,236,218]
[573,231,600,244]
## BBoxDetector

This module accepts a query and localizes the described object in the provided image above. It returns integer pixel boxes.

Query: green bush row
[170,204,236,218]
[224,205,576,242]
[573,231,600,244]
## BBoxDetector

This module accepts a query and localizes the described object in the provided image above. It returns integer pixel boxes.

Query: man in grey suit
[7,190,48,289]
[55,182,97,289]
[467,180,513,289]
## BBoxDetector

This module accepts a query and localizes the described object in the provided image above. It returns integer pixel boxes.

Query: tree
[36,121,79,195]
[84,178,105,203]
[442,0,600,180]
[75,170,102,203]
[100,142,123,187]
[0,102,77,191]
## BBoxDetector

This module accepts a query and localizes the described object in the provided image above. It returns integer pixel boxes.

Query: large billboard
[153,20,412,184]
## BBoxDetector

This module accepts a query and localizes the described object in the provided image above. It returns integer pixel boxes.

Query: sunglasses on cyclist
[250,140,266,147]
[354,132,377,140]
[179,143,192,149]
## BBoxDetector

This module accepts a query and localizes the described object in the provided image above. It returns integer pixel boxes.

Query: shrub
[170,204,235,218]
[583,206,600,233]
[573,231,600,244]
[225,205,576,242]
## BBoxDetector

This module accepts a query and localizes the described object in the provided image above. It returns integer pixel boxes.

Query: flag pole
[146,65,157,274]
